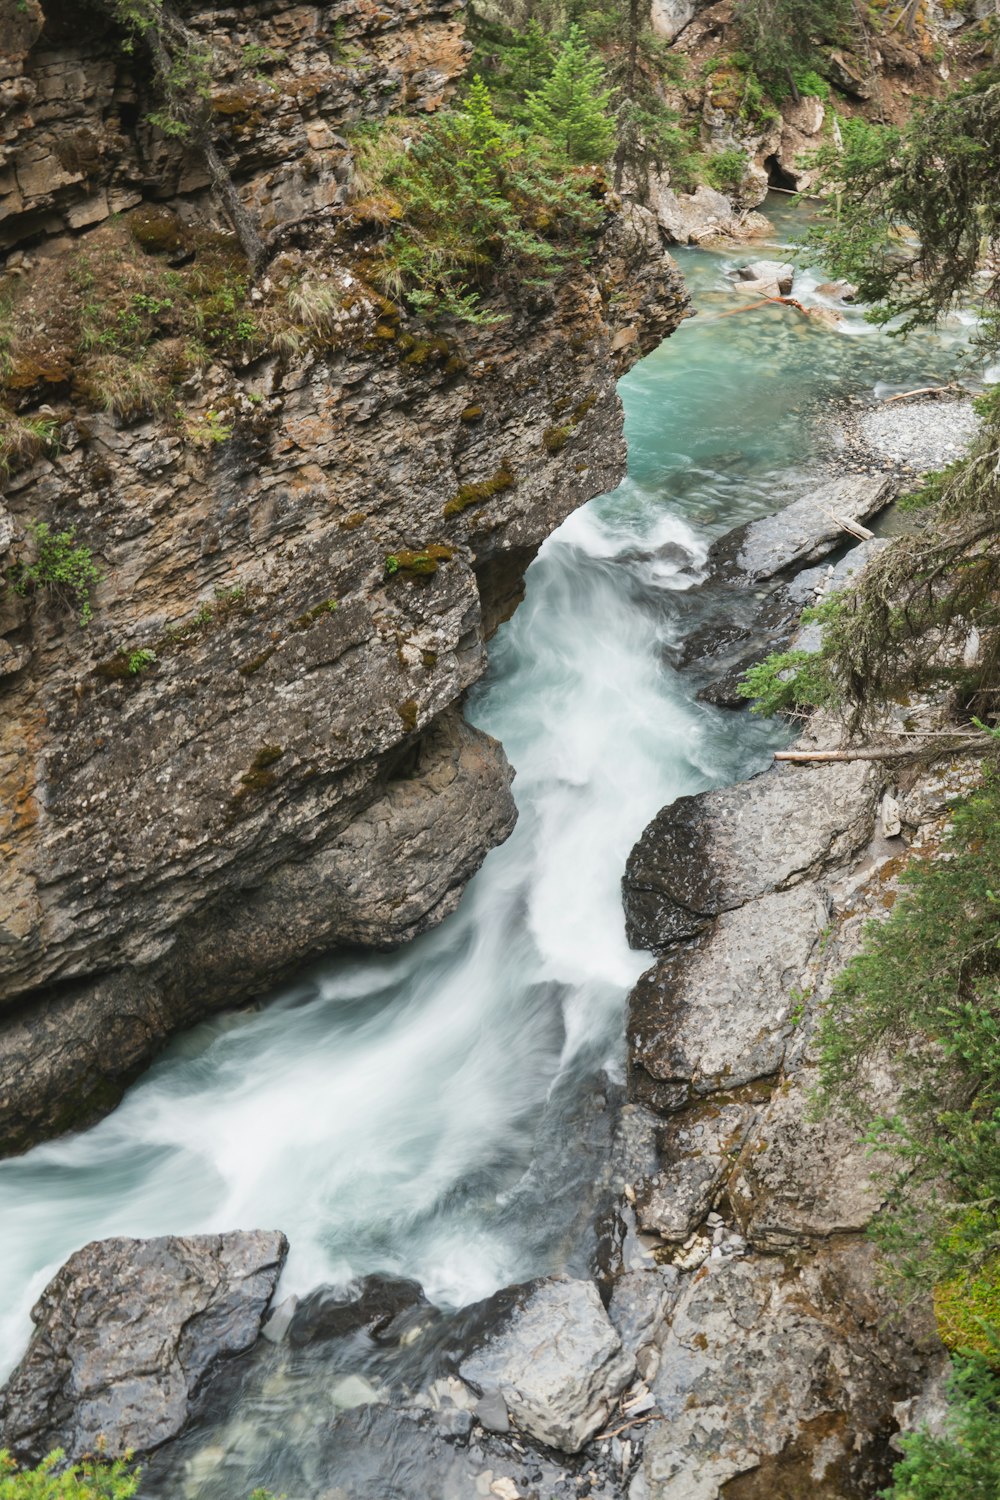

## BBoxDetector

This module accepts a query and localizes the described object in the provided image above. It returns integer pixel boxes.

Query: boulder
[653,184,740,245]
[628,885,828,1110]
[707,473,896,584]
[735,259,794,296]
[728,1074,888,1248]
[635,1245,939,1500]
[650,0,698,39]
[623,761,881,952]
[458,1276,634,1453]
[0,1231,287,1463]
[636,1104,756,1238]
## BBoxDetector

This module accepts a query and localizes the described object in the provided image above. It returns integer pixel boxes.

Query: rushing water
[0,202,987,1488]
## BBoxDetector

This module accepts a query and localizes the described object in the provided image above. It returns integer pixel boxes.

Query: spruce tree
[527,25,615,165]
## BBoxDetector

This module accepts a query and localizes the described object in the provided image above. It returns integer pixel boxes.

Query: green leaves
[0,1450,139,1499]
[8,521,100,627]
[526,26,615,165]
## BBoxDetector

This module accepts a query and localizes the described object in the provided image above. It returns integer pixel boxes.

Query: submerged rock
[458,1276,635,1453]
[0,1231,287,1463]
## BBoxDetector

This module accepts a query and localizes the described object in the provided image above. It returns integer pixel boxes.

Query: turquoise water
[0,199,985,1496]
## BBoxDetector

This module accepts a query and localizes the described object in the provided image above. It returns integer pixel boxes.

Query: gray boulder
[0,1231,288,1462]
[634,1245,937,1500]
[636,1104,756,1238]
[735,260,794,297]
[708,474,896,584]
[623,761,881,952]
[459,1276,635,1453]
[628,886,828,1111]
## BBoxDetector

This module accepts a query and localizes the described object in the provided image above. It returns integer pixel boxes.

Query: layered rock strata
[0,2,690,1153]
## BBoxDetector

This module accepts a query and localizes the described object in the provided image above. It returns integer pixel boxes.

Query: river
[0,200,984,1495]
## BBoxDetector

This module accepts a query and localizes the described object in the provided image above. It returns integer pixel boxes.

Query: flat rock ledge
[0,1231,287,1464]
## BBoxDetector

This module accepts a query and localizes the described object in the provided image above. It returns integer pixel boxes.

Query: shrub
[703,146,748,191]
[881,1356,1000,1499]
[8,521,100,626]
[0,1450,138,1499]
[352,79,603,319]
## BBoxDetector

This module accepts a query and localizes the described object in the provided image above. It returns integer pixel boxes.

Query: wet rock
[735,259,794,296]
[623,762,881,952]
[459,1276,635,1453]
[652,184,741,245]
[0,1231,287,1463]
[628,886,828,1109]
[635,1105,756,1239]
[607,1268,679,1365]
[708,474,896,584]
[287,1273,430,1348]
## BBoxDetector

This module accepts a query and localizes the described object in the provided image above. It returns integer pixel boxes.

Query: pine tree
[527,25,615,165]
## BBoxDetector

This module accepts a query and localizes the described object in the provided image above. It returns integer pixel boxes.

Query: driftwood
[882,384,961,403]
[816,505,875,542]
[775,738,989,763]
[711,295,812,321]
[595,1412,665,1442]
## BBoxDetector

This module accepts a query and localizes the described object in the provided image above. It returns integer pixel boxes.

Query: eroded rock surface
[708,474,896,584]
[0,3,689,1155]
[0,1231,287,1463]
[458,1276,635,1453]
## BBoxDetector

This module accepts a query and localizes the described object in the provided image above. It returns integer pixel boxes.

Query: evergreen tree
[733,0,853,99]
[527,25,615,164]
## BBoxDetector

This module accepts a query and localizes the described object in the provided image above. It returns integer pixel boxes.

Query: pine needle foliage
[816,770,1000,1295]
[810,74,1000,340]
[526,25,615,164]
[354,79,604,318]
[881,1357,1000,1500]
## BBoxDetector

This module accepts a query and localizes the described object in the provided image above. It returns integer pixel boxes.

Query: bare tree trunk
[202,137,266,269]
[613,0,642,193]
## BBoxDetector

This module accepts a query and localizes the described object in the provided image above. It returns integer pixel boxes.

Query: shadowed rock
[0,1231,287,1463]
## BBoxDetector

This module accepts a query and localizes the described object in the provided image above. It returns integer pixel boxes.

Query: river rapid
[0,201,985,1495]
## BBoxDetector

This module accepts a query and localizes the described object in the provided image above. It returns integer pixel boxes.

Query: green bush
[0,1451,138,1499]
[703,146,748,191]
[882,1356,1000,1499]
[738,595,842,715]
[0,1453,278,1500]
[353,78,603,319]
[8,520,100,627]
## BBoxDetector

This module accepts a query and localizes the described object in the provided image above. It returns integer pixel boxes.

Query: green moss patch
[443,463,515,517]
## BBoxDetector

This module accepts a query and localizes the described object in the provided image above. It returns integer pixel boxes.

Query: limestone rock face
[707,473,897,583]
[635,1246,936,1500]
[459,1277,635,1453]
[0,1231,288,1464]
[0,6,690,1156]
[622,760,881,951]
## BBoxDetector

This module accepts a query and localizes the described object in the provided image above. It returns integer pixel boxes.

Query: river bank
[2,204,993,1497]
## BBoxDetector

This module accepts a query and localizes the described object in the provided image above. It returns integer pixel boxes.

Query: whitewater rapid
[0,201,983,1409]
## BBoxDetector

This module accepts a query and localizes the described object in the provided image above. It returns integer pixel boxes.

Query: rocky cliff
[0,0,689,1154]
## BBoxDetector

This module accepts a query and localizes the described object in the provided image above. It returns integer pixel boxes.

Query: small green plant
[127,648,157,674]
[186,408,233,445]
[786,984,812,1027]
[8,521,100,626]
[0,1448,139,1498]
[703,146,748,191]
[881,1356,1000,1499]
